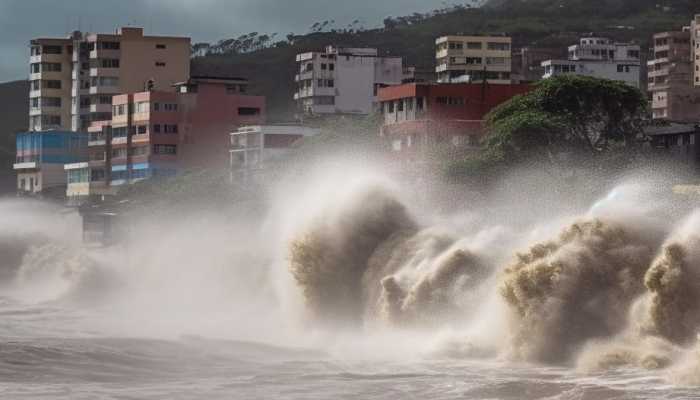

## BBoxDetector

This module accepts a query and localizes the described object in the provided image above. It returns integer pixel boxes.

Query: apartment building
[15,131,88,196]
[28,35,77,131]
[693,15,700,85]
[230,125,320,178]
[435,35,512,84]
[28,27,190,133]
[648,30,700,122]
[541,37,641,88]
[294,46,408,115]
[511,47,566,83]
[65,76,265,200]
[378,82,532,156]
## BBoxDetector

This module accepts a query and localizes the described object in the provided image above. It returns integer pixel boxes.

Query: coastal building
[541,37,641,87]
[435,35,512,84]
[14,130,88,196]
[378,82,532,155]
[645,123,700,167]
[294,46,407,115]
[28,27,190,132]
[229,125,320,178]
[65,76,265,200]
[511,47,566,83]
[692,15,700,85]
[648,30,700,122]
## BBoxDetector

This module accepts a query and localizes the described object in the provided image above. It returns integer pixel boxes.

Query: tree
[447,75,649,181]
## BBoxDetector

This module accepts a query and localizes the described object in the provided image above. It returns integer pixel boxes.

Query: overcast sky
[0,0,462,83]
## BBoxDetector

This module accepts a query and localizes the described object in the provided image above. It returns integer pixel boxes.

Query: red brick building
[378,83,532,154]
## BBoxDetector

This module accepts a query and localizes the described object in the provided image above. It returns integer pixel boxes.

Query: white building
[541,37,641,87]
[435,35,512,84]
[294,46,408,115]
[230,125,320,175]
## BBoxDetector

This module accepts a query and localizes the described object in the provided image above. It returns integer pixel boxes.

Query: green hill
[0,80,28,194]
[192,1,696,120]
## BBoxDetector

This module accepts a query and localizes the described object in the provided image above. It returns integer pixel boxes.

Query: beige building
[648,29,700,122]
[435,35,512,84]
[28,27,191,133]
[693,15,700,86]
[29,35,77,131]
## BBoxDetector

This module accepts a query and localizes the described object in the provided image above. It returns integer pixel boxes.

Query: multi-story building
[28,27,190,133]
[541,37,641,87]
[14,130,88,196]
[28,35,77,131]
[229,125,320,179]
[65,76,265,200]
[648,29,700,122]
[692,15,700,86]
[511,47,566,83]
[294,46,407,115]
[435,35,512,84]
[378,82,532,156]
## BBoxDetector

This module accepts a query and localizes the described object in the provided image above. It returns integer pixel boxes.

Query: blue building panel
[15,130,88,165]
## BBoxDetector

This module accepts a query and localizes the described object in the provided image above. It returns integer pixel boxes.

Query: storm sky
[0,0,457,82]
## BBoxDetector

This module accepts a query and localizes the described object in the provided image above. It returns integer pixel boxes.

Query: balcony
[13,161,38,170]
[295,71,314,82]
[90,103,112,113]
[89,67,119,77]
[89,85,119,95]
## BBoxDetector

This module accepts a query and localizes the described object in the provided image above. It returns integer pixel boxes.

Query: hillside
[0,80,28,194]
[192,0,696,120]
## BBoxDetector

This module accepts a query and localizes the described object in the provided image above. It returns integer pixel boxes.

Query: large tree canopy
[447,75,649,180]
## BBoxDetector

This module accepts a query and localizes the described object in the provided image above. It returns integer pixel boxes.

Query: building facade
[230,125,320,178]
[65,77,265,200]
[294,46,407,115]
[648,30,700,122]
[692,15,700,86]
[435,35,512,84]
[541,37,641,87]
[14,130,88,196]
[28,27,191,133]
[378,83,532,155]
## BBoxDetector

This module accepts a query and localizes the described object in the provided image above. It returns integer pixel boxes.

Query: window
[42,97,61,107]
[40,62,62,72]
[164,103,178,112]
[30,63,40,74]
[436,97,448,104]
[329,63,335,71]
[42,45,62,54]
[30,98,39,108]
[91,76,119,87]
[112,104,126,116]
[155,44,167,49]
[238,107,261,116]
[131,169,149,179]
[416,97,424,110]
[617,64,624,72]
[153,102,160,111]
[30,80,40,91]
[486,57,506,65]
[135,101,149,113]
[111,127,129,138]
[111,147,128,158]
[155,62,166,67]
[487,42,510,51]
[45,80,61,89]
[465,57,482,65]
[153,124,161,133]
[387,101,394,113]
[448,42,463,50]
[318,79,324,87]
[132,146,148,156]
[163,124,178,133]
[467,42,482,50]
[153,144,177,155]
[327,79,334,87]
[30,46,41,56]
[90,169,105,182]
[99,95,112,105]
[321,63,327,70]
[397,100,404,112]
[99,41,120,50]
[136,125,148,134]
[100,59,120,68]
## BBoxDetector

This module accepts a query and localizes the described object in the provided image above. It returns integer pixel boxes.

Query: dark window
[42,45,62,54]
[153,144,177,155]
[238,107,261,116]
[329,63,335,71]
[153,124,161,133]
[137,125,147,134]
[156,44,167,49]
[327,79,334,87]
[155,62,166,67]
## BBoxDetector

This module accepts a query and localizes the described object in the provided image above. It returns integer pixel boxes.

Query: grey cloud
[0,0,450,82]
